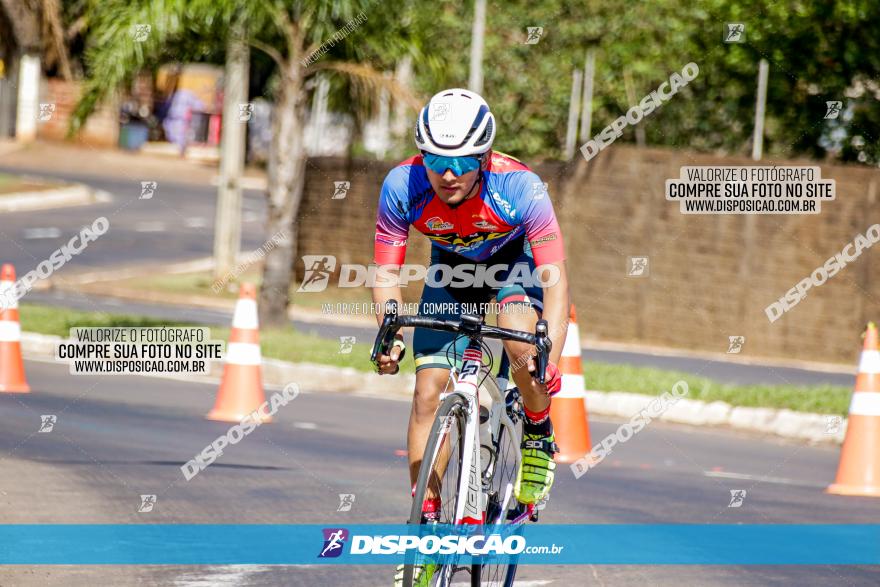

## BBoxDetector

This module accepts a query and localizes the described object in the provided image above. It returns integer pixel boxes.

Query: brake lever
[370,300,400,364]
[534,319,551,384]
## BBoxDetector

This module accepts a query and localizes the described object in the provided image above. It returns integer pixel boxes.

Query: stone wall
[37,78,119,147]
[296,147,880,364]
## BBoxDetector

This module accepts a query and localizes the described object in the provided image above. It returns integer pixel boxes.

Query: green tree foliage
[411,0,880,164]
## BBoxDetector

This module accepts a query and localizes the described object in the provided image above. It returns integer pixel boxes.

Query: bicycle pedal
[507,503,527,521]
[526,503,539,522]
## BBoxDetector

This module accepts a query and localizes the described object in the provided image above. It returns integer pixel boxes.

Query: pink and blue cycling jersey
[374,151,566,267]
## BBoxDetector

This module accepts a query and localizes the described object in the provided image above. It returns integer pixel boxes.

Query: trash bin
[119,121,149,150]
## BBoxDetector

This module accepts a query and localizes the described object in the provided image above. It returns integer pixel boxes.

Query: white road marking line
[94,189,114,203]
[185,217,208,229]
[243,211,260,222]
[174,565,271,586]
[135,221,167,232]
[23,227,61,239]
[294,422,318,430]
[703,470,822,488]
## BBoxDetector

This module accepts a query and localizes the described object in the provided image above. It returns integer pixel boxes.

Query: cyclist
[371,89,571,585]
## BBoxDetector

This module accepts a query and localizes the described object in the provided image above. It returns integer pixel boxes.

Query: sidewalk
[0,139,267,188]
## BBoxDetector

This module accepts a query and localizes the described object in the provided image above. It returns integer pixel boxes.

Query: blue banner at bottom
[0,524,878,565]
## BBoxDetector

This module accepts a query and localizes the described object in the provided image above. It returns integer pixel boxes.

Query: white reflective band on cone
[849,391,880,417]
[858,350,880,374]
[226,342,262,365]
[232,299,259,330]
[562,322,580,356]
[0,320,21,341]
[554,374,586,398]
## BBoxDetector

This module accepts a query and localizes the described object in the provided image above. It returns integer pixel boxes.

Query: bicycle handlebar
[370,300,553,384]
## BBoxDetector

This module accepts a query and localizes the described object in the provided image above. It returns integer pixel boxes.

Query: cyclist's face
[426,165,481,205]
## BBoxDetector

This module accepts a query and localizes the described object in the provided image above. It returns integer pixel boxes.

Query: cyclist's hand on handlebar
[376,336,406,375]
[527,358,562,396]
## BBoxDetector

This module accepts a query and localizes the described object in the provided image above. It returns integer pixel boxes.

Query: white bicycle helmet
[415,88,496,157]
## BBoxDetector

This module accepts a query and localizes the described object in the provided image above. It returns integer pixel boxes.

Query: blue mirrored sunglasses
[422,153,482,176]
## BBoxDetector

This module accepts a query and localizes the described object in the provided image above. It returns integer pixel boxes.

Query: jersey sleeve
[374,170,412,266]
[512,171,566,266]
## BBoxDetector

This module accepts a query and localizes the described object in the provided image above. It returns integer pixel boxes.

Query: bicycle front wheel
[473,376,520,587]
[404,392,469,587]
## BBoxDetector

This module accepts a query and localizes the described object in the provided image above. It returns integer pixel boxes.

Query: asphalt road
[0,360,877,586]
[0,167,267,271]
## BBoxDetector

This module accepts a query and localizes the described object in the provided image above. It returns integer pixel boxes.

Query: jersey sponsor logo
[490,153,512,167]
[491,192,517,219]
[426,216,454,231]
[472,216,500,230]
[489,228,525,255]
[530,232,557,247]
[487,151,528,172]
[375,234,407,247]
[426,230,513,253]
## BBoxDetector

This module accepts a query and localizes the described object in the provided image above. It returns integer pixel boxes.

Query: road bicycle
[371,300,552,586]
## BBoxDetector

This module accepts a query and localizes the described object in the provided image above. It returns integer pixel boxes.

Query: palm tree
[71,0,423,325]
[0,0,84,79]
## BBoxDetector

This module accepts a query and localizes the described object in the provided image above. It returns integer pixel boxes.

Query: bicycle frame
[440,339,487,525]
[439,338,529,528]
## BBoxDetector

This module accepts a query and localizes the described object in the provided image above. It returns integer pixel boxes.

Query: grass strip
[20,303,851,414]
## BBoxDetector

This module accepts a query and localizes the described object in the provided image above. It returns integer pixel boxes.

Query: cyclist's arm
[372,173,410,329]
[516,171,570,364]
[538,260,570,365]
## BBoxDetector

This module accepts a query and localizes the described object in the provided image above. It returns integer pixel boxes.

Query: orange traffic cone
[0,264,30,393]
[827,322,880,497]
[550,304,590,463]
[206,283,270,422]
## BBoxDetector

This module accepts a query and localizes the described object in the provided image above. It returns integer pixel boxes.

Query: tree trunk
[0,0,41,51]
[258,59,306,327]
[42,0,72,80]
[214,22,249,279]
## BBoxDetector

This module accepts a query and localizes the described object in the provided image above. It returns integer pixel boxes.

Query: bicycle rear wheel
[404,392,469,587]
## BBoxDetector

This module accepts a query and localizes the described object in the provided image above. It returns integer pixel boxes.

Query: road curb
[21,331,845,445]
[583,390,846,445]
[0,183,104,212]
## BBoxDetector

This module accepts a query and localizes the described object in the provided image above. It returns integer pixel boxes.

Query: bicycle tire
[403,392,469,587]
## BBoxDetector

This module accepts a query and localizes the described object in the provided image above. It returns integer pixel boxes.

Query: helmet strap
[462,152,489,201]
[464,171,482,200]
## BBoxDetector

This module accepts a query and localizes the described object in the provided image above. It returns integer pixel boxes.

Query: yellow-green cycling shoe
[393,562,437,586]
[514,431,559,504]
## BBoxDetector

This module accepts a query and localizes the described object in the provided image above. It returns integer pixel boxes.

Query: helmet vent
[474,118,494,147]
